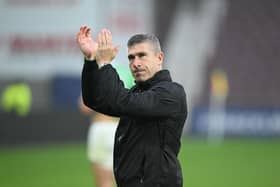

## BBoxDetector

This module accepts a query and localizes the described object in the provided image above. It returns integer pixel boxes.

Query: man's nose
[132,57,142,67]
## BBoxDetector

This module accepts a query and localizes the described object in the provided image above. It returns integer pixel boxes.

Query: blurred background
[0,0,280,186]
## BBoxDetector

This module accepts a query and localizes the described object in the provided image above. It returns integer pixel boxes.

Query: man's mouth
[134,70,145,74]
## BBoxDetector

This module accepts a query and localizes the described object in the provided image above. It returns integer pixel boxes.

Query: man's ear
[157,52,164,65]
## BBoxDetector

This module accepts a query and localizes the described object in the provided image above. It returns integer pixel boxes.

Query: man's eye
[128,55,135,61]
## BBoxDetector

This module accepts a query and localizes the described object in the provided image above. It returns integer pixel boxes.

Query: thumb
[113,45,120,56]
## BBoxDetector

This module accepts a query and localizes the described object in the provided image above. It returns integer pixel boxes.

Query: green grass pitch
[0,138,280,187]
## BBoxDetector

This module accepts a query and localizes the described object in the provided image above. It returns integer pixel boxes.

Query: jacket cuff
[84,58,98,70]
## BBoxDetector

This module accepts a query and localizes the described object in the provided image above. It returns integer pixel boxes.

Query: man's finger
[105,29,112,47]
[113,45,120,55]
[97,32,103,48]
[85,27,91,37]
[82,26,89,36]
[77,30,83,43]
[80,26,86,33]
[101,29,107,46]
[107,30,112,42]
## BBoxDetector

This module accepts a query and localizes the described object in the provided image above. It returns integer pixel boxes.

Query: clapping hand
[76,26,98,60]
[95,29,119,65]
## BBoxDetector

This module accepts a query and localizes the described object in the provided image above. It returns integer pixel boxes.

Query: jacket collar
[135,70,172,90]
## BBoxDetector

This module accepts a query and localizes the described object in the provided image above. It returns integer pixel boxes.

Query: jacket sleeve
[82,60,183,118]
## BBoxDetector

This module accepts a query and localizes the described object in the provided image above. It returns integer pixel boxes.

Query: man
[77,26,188,187]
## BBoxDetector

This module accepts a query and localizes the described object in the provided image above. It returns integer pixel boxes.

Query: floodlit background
[1,0,280,187]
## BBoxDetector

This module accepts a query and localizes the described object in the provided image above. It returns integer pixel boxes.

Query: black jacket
[82,60,188,187]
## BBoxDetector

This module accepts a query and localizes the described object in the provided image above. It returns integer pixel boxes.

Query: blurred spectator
[1,80,32,116]
[79,96,118,187]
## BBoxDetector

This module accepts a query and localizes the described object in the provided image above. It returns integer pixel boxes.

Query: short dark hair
[127,34,162,53]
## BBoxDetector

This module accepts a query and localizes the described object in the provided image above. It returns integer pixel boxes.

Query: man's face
[128,42,163,82]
